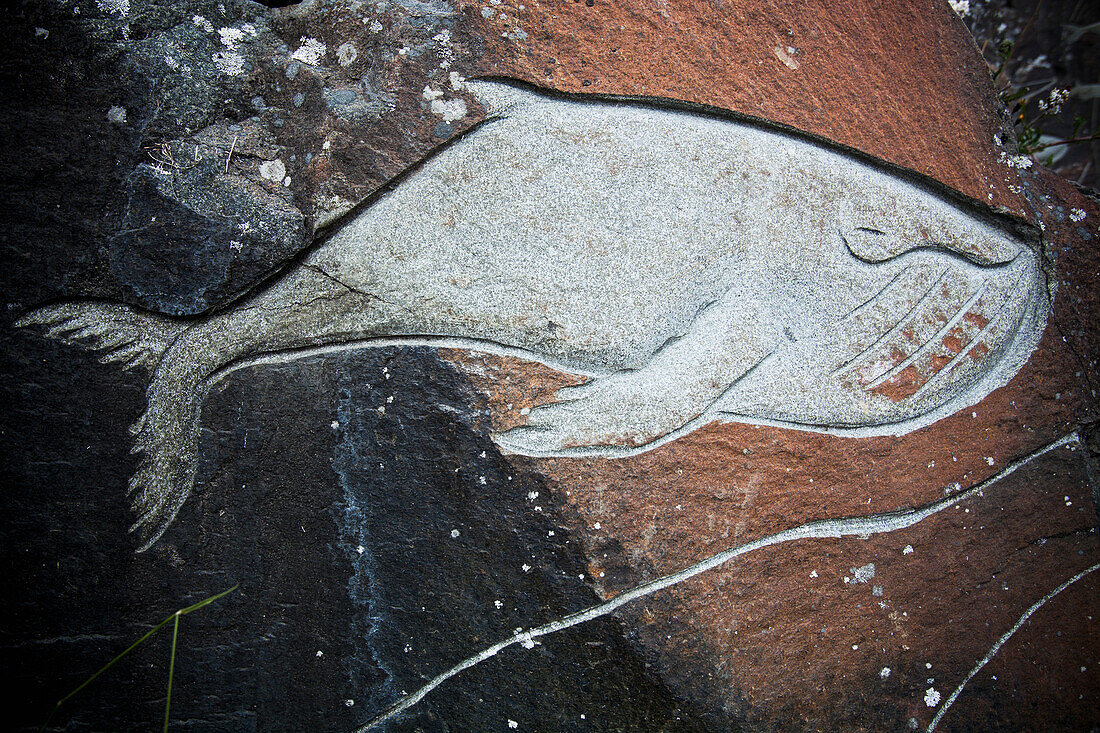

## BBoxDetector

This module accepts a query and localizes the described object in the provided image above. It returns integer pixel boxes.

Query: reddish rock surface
[4,1,1096,731]
[437,1,1100,730]
[464,0,1033,217]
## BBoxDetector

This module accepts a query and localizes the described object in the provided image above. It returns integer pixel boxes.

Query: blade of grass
[163,612,180,733]
[177,584,238,616]
[39,584,238,733]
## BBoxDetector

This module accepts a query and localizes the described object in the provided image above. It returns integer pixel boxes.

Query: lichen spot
[336,42,358,67]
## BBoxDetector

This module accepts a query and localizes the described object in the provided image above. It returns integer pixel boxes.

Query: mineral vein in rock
[16,80,1048,548]
[354,431,1080,731]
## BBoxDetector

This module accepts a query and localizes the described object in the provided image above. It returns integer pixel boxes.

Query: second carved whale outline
[17,79,1050,549]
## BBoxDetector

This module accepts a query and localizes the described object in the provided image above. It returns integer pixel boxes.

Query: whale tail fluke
[16,301,195,550]
[14,301,187,374]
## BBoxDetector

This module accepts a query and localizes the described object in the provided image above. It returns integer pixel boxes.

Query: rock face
[1,1,1097,732]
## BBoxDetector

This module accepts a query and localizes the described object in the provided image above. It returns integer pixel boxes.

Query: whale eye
[841,227,897,263]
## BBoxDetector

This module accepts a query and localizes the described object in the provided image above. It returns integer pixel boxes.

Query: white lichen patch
[212,51,246,76]
[430,97,468,123]
[880,666,891,679]
[192,15,214,33]
[107,105,128,124]
[218,27,246,47]
[259,159,287,182]
[449,71,466,90]
[96,0,129,16]
[423,85,444,101]
[291,38,327,66]
[924,687,941,707]
[1000,151,1034,169]
[1070,208,1087,222]
[336,42,358,66]
[850,562,875,583]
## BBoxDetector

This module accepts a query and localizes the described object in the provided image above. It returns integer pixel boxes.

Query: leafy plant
[993,38,1098,161]
[39,585,238,733]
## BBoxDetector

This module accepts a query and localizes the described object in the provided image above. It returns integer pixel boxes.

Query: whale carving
[16,81,1049,550]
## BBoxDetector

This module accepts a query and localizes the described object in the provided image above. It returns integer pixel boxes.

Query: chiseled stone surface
[1,1,1097,732]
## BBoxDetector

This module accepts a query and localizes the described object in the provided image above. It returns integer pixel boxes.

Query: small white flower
[948,0,970,16]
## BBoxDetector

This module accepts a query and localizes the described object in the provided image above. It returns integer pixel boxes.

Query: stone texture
[465,0,1034,216]
[2,1,1098,732]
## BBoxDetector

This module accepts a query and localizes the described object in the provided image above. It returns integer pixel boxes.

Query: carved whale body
[18,81,1049,549]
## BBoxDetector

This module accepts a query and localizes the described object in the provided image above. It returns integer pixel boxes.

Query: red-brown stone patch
[464,0,1030,216]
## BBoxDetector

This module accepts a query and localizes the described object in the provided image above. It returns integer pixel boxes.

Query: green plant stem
[39,584,238,733]
[1029,134,1100,152]
[164,612,180,733]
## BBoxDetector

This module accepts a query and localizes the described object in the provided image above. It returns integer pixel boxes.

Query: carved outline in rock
[353,432,1088,732]
[16,79,1050,550]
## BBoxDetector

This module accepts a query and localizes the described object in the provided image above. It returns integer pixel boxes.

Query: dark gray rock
[0,335,706,731]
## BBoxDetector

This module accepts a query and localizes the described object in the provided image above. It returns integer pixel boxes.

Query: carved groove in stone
[16,80,1049,548]
[354,432,1081,732]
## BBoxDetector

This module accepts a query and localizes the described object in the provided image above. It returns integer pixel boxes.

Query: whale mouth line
[838,228,1024,268]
